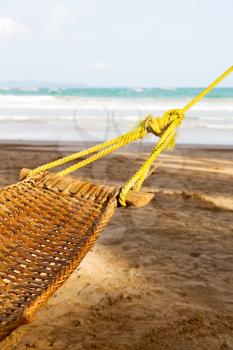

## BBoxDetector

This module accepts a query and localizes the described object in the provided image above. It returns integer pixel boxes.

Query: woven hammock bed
[0,169,153,344]
[0,67,231,347]
[0,170,118,342]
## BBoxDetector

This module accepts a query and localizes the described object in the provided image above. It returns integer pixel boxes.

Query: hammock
[0,67,232,348]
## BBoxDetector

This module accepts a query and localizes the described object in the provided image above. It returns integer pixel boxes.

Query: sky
[0,0,232,87]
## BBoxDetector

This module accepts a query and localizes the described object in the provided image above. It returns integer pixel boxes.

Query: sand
[0,144,233,350]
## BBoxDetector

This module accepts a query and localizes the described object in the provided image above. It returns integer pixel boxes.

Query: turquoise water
[0,86,232,99]
[0,86,232,145]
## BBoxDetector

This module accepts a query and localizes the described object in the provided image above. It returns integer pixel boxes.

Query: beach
[1,144,233,350]
[0,1,232,348]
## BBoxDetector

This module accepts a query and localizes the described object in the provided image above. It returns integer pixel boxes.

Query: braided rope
[182,66,233,113]
[57,126,146,177]
[29,67,233,206]
[119,118,180,206]
[29,126,147,176]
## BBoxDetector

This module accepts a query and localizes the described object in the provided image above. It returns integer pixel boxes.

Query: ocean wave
[0,87,11,91]
[190,123,233,131]
[0,94,232,142]
[0,95,233,111]
[0,113,231,130]
[0,87,232,99]
[19,87,39,92]
[159,87,177,91]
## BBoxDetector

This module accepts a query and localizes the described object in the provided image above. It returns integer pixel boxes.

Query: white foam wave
[0,94,233,109]
[0,95,232,145]
[19,87,39,92]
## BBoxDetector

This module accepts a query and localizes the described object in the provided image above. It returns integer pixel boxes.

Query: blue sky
[0,0,232,86]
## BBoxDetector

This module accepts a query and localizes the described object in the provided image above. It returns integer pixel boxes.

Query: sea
[0,86,232,146]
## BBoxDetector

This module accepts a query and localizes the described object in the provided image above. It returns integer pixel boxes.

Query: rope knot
[145,109,184,137]
[163,108,184,125]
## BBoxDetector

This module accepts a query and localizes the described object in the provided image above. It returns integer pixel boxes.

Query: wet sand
[1,145,233,350]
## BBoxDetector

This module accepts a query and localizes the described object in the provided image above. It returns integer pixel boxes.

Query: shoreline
[0,140,232,150]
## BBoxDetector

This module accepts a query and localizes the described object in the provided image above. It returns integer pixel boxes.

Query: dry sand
[0,145,233,350]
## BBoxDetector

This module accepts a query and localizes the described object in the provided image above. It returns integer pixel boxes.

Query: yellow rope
[182,66,233,113]
[119,66,233,205]
[29,126,147,176]
[57,126,146,177]
[29,66,233,206]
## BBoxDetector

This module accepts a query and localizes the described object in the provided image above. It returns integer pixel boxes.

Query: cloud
[49,1,73,40]
[0,17,28,39]
[90,62,112,71]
